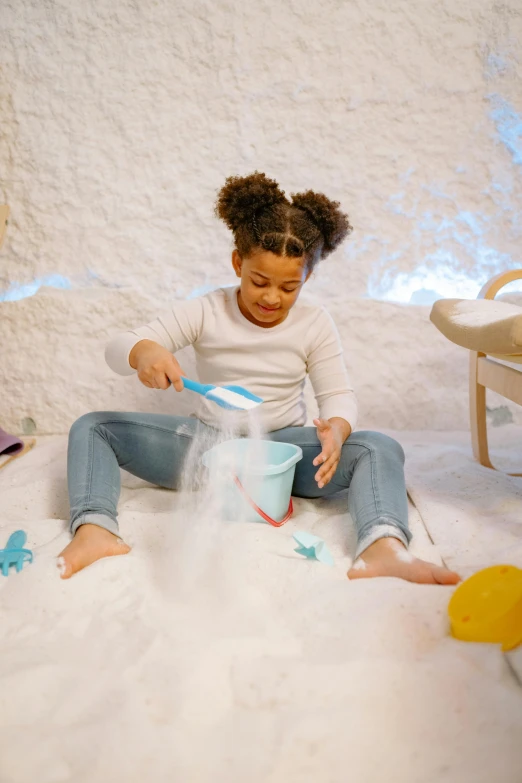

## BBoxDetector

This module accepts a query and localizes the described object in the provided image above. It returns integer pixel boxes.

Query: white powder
[56,555,66,576]
[351,558,367,570]
[162,405,267,598]
[210,387,261,411]
[451,300,522,329]
[6,431,522,781]
[394,546,414,563]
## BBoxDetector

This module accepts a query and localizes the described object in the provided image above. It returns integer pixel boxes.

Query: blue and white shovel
[182,378,263,412]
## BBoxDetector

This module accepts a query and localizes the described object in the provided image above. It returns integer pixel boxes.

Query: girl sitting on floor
[59,172,460,585]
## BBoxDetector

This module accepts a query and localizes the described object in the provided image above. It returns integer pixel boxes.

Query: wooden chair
[431,270,522,475]
[469,270,522,474]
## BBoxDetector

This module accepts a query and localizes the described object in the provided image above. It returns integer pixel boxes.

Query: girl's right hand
[129,339,185,392]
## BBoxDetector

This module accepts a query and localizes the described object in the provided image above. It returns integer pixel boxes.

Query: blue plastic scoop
[0,530,33,576]
[182,378,263,411]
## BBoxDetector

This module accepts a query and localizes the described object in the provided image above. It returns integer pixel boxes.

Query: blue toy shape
[293,531,334,566]
[0,530,33,576]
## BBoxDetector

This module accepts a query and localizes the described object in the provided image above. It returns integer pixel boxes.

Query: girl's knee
[69,412,113,438]
[352,431,405,463]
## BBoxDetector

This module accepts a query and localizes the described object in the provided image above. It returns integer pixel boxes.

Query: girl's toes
[347,558,371,579]
[57,556,72,580]
[431,564,461,585]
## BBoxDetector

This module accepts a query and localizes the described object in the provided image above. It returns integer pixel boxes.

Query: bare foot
[58,523,131,579]
[348,537,461,585]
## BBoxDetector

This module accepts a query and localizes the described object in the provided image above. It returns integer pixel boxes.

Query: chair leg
[469,350,495,469]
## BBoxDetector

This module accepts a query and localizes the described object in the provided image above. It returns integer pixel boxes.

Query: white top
[105,286,358,433]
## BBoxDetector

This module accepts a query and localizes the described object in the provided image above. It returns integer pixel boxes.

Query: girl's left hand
[312,418,344,488]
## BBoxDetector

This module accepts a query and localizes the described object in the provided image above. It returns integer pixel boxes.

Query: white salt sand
[161,408,267,599]
[394,545,415,562]
[210,386,261,411]
[1,427,522,782]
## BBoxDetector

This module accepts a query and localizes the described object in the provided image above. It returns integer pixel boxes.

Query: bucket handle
[232,475,293,528]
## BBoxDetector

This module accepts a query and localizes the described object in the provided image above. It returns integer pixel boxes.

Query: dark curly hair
[215,172,352,270]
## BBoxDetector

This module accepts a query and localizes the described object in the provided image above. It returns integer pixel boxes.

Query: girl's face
[232,249,311,328]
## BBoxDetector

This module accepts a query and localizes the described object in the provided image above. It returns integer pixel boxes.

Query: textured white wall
[1,0,521,433]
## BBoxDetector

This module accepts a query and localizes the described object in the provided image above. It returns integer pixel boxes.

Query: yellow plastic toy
[448,565,522,651]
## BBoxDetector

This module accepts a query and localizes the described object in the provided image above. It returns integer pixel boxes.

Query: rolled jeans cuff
[355,521,410,559]
[70,513,119,537]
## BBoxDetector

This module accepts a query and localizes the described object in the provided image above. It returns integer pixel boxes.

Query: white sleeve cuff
[318,393,358,432]
[104,332,145,376]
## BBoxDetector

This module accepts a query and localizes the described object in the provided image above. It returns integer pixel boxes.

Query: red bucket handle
[232,474,293,528]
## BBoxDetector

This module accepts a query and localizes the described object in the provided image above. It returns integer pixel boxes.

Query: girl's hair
[215,172,352,270]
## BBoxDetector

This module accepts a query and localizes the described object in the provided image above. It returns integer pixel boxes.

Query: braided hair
[215,172,352,270]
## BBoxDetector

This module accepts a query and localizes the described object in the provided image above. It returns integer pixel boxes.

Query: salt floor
[1,427,522,783]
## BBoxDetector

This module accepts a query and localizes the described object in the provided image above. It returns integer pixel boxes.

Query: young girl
[59,173,460,585]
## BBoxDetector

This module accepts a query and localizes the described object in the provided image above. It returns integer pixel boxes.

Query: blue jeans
[68,412,411,557]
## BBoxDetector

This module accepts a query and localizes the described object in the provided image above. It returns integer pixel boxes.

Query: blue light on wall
[367,192,516,305]
[186,283,218,299]
[365,85,521,305]
[0,274,72,302]
[488,94,522,166]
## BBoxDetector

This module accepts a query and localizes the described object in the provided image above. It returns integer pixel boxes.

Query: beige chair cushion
[430,298,522,355]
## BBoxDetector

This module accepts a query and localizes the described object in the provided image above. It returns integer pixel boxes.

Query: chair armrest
[479,269,522,300]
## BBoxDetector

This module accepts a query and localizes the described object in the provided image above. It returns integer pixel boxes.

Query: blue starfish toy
[0,530,33,576]
[293,531,334,566]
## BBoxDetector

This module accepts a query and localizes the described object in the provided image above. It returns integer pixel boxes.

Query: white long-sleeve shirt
[105,286,358,433]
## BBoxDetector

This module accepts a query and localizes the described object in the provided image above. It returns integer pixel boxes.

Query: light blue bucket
[202,439,303,525]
